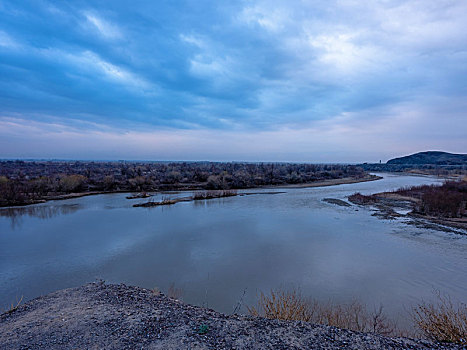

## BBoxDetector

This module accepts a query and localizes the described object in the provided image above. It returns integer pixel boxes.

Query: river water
[1,173,466,325]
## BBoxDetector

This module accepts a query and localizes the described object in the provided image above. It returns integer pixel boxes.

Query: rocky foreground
[0,283,462,350]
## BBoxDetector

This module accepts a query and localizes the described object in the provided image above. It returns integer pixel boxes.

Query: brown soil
[0,282,461,350]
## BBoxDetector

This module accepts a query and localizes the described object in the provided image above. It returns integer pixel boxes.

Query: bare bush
[412,293,467,344]
[167,283,183,300]
[1,296,23,315]
[348,192,378,205]
[249,289,395,336]
[394,180,466,218]
[248,289,315,322]
[193,190,237,200]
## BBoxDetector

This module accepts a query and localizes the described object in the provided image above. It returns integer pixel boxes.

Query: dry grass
[248,289,314,322]
[250,289,467,343]
[167,283,183,300]
[412,293,467,344]
[249,289,396,336]
[348,192,378,205]
[1,296,23,315]
[315,301,395,335]
[152,284,183,300]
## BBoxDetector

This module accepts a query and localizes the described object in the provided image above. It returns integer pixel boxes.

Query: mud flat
[0,282,460,350]
[322,198,352,207]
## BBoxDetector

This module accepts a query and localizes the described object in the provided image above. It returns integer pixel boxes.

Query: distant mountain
[387,151,467,165]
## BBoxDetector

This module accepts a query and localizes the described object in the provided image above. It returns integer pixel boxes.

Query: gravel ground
[0,282,463,350]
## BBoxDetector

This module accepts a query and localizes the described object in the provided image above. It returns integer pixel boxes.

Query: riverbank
[264,174,382,189]
[0,282,459,350]
[348,192,467,233]
[0,174,381,208]
[0,190,129,208]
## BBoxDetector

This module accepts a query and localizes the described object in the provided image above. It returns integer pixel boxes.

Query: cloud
[0,0,465,160]
[65,50,156,92]
[1,101,465,162]
[0,30,19,49]
[83,12,122,40]
[239,5,291,32]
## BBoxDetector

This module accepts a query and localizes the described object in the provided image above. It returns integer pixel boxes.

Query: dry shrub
[167,283,183,300]
[1,296,23,315]
[193,190,237,200]
[248,289,314,322]
[348,192,378,205]
[412,293,467,344]
[249,289,395,336]
[160,196,177,205]
[316,301,394,335]
[394,181,467,218]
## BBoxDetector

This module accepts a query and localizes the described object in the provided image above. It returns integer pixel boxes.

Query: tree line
[0,160,366,206]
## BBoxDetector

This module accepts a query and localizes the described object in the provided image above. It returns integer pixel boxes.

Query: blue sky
[0,0,466,162]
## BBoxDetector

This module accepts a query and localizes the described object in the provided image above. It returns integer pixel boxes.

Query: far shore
[262,174,382,189]
[0,174,382,208]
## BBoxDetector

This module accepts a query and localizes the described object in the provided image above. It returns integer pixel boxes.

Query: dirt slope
[0,282,461,350]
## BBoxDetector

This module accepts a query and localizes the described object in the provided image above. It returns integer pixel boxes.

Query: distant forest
[0,161,366,206]
[359,163,467,174]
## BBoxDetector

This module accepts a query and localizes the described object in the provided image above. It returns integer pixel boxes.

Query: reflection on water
[0,173,465,328]
[0,204,82,228]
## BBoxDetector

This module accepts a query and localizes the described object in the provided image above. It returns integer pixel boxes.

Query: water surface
[1,173,466,325]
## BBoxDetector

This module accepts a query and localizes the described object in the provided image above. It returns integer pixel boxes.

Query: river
[1,173,466,326]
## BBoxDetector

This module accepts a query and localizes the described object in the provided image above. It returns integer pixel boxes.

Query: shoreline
[261,174,382,189]
[0,174,382,209]
[349,192,467,233]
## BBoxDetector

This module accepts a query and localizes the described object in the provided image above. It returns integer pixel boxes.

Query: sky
[0,0,466,163]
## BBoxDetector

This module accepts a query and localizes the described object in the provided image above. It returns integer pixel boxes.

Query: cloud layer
[0,0,466,161]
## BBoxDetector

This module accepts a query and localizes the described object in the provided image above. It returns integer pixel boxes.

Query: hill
[387,151,467,165]
[0,283,460,349]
